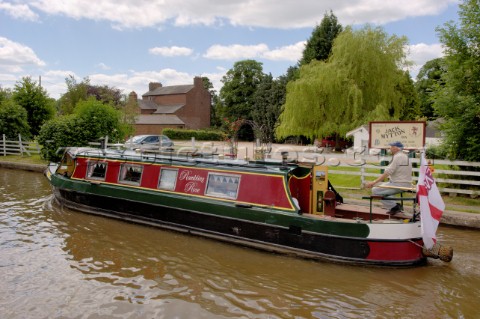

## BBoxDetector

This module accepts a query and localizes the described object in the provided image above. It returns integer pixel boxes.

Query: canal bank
[0,160,45,173]
[1,159,479,229]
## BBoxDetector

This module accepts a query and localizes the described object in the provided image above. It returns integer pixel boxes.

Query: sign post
[369,121,426,149]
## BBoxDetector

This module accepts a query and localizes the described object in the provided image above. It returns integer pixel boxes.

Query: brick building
[129,76,211,135]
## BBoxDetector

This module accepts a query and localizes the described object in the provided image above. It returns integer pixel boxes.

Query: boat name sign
[179,170,205,194]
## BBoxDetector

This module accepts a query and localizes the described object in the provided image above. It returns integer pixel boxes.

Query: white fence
[1,134,41,156]
[328,159,480,197]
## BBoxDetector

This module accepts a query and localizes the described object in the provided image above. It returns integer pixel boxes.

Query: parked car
[316,136,351,150]
[125,135,174,150]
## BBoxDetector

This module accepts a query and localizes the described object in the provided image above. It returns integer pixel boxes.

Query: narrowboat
[45,147,452,267]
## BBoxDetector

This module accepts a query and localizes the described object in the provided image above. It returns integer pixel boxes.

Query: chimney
[149,82,162,91]
[194,76,203,88]
[129,91,137,101]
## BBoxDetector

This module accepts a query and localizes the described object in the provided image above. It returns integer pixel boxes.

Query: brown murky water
[1,167,479,319]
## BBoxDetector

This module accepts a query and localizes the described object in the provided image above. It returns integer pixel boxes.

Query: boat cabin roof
[65,147,303,174]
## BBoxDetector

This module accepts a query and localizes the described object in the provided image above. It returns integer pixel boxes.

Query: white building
[345,125,371,155]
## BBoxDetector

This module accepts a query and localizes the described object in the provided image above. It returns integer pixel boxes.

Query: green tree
[201,76,222,127]
[252,74,287,143]
[434,0,480,161]
[277,26,410,141]
[12,77,55,137]
[0,99,31,139]
[0,86,12,104]
[415,58,446,119]
[219,60,265,120]
[58,75,125,115]
[86,84,123,108]
[57,75,89,115]
[397,71,421,120]
[299,11,343,65]
[123,92,139,138]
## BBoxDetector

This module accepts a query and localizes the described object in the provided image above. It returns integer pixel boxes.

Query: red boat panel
[367,240,424,262]
[72,158,87,178]
[288,175,312,214]
[140,165,161,188]
[236,172,292,208]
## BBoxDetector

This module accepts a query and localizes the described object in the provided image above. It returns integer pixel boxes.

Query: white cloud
[26,0,457,29]
[204,44,269,60]
[0,1,39,21]
[96,62,111,70]
[262,41,306,62]
[149,46,193,57]
[406,43,444,78]
[203,42,305,62]
[336,0,457,25]
[0,37,45,73]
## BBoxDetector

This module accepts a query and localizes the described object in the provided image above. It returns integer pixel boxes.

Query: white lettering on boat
[184,181,201,194]
[179,170,205,184]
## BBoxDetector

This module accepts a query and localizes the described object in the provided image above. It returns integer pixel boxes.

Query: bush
[426,144,448,159]
[38,98,129,161]
[37,115,78,161]
[163,128,225,141]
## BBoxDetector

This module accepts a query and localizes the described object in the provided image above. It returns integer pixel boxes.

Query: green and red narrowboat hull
[45,148,427,267]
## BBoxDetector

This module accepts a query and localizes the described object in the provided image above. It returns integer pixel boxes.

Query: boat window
[119,164,143,185]
[205,173,240,199]
[56,152,75,177]
[158,168,178,190]
[86,161,108,180]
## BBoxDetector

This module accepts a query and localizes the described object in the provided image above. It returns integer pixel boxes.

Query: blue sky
[0,0,460,99]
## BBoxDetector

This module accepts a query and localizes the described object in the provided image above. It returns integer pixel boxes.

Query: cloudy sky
[0,0,459,99]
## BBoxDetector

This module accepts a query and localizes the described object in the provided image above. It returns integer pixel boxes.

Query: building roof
[153,104,184,114]
[138,100,184,113]
[136,114,185,125]
[142,84,194,97]
[346,125,369,137]
[138,100,158,110]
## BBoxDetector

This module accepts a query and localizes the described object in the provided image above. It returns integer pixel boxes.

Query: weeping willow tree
[277,25,412,140]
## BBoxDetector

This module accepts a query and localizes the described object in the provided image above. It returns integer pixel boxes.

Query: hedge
[163,128,225,141]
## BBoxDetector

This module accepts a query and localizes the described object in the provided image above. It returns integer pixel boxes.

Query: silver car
[125,135,174,150]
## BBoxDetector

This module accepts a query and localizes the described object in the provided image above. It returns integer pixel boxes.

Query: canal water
[0,168,479,319]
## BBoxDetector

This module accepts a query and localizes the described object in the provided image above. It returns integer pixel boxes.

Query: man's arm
[365,171,390,188]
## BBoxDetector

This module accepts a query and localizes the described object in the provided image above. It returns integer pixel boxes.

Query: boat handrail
[70,147,294,171]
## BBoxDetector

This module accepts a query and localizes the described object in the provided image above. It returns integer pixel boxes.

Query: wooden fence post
[18,134,23,156]
[360,165,365,188]
[2,134,5,156]
[18,134,31,156]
